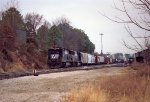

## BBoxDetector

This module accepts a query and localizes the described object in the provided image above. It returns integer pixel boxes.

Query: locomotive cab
[48,48,63,68]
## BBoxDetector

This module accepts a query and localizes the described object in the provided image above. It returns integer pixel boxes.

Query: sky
[0,0,141,54]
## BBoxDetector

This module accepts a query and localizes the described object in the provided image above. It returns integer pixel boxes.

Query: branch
[99,0,150,31]
[124,25,144,50]
[134,36,150,38]
[123,40,139,51]
[98,11,132,23]
[139,0,150,11]
[122,0,150,31]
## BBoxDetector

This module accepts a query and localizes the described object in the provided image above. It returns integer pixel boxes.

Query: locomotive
[47,47,108,68]
[48,48,81,68]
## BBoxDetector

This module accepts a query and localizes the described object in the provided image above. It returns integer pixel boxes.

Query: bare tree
[37,20,51,50]
[53,17,71,26]
[43,20,51,28]
[25,12,43,46]
[25,12,43,33]
[100,0,150,51]
[4,0,19,9]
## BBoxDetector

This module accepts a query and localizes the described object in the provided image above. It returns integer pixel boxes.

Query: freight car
[95,55,105,64]
[80,52,88,65]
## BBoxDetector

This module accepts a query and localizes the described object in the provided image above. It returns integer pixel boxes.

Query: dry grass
[64,64,150,102]
[63,85,108,102]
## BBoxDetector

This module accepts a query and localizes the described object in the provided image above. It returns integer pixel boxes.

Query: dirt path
[0,67,126,102]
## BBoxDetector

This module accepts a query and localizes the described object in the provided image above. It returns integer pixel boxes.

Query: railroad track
[0,63,124,80]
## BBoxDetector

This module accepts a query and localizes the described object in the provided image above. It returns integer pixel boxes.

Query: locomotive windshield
[51,54,59,59]
[48,49,62,60]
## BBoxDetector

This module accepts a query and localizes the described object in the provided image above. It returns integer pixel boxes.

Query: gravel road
[0,67,126,102]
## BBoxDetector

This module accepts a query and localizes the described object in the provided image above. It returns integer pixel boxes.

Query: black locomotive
[48,48,81,68]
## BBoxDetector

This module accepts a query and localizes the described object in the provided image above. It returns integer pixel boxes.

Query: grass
[63,64,150,102]
[63,86,107,102]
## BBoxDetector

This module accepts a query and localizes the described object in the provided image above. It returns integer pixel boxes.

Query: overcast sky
[0,0,140,54]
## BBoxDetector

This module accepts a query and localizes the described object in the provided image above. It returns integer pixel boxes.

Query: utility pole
[100,33,104,55]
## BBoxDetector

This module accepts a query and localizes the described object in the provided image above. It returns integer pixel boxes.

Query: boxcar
[95,55,105,64]
[72,51,82,66]
[91,55,95,64]
[80,52,88,65]
[87,54,95,65]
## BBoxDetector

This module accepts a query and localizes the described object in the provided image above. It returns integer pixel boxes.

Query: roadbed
[0,63,125,80]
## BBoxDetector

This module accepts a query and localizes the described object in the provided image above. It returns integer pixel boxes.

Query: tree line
[0,5,95,54]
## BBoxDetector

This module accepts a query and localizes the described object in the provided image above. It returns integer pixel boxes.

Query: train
[47,47,137,68]
[47,47,110,68]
